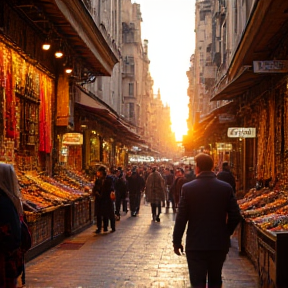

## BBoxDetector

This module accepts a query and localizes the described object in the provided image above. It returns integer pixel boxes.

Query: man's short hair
[195,153,214,172]
[222,161,229,169]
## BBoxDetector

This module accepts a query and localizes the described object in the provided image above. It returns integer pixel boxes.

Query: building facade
[185,0,288,196]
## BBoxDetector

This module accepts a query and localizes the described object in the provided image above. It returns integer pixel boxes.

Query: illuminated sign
[62,133,83,145]
[227,128,256,138]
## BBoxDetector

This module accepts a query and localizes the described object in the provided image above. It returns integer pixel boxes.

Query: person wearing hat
[92,166,116,233]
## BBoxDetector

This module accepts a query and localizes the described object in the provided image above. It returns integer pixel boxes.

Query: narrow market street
[24,201,260,288]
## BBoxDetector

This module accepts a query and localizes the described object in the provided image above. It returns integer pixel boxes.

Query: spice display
[18,170,91,213]
[238,187,288,233]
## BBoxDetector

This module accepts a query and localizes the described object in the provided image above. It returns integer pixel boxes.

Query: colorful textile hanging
[39,75,53,153]
[5,48,16,139]
[56,75,70,126]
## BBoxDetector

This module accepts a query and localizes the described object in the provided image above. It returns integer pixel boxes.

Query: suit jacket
[173,171,242,252]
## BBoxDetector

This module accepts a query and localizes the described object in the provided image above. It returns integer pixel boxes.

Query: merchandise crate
[256,228,288,288]
[52,206,65,237]
[242,221,258,267]
[28,212,52,247]
[72,197,92,232]
[241,221,288,287]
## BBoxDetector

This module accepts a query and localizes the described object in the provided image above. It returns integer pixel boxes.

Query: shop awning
[211,0,288,101]
[13,0,119,76]
[211,67,266,101]
[76,102,143,143]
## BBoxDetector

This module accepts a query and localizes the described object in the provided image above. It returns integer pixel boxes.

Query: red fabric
[39,83,45,152]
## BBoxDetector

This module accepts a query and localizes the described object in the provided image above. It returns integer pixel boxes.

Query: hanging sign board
[62,133,83,145]
[253,60,288,73]
[227,127,256,138]
[219,114,235,123]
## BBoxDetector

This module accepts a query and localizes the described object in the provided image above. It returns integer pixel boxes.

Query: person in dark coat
[92,166,116,233]
[169,168,188,210]
[126,167,145,217]
[114,167,128,220]
[145,166,166,222]
[173,153,242,288]
[217,161,236,193]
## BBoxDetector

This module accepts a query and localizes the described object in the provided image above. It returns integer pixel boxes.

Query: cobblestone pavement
[24,201,260,288]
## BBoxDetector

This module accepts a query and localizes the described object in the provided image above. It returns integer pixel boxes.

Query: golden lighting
[55,50,64,58]
[42,43,51,51]
[65,67,73,74]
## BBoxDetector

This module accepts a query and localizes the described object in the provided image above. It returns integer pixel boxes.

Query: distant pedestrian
[164,168,174,208]
[173,153,242,288]
[92,166,116,233]
[184,165,196,182]
[217,161,236,193]
[169,167,187,210]
[145,166,166,222]
[114,167,128,220]
[126,167,145,217]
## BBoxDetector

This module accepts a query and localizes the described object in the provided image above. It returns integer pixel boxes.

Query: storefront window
[90,135,100,164]
[102,140,112,166]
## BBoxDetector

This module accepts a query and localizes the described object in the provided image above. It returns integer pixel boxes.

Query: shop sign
[253,60,288,73]
[227,127,256,138]
[62,133,83,145]
[219,114,235,123]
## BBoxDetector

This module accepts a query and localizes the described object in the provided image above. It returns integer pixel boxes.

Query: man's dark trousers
[186,250,227,288]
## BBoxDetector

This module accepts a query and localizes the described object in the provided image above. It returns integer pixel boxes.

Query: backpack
[20,219,32,253]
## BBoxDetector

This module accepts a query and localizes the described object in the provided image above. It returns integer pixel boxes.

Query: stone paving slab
[23,201,260,288]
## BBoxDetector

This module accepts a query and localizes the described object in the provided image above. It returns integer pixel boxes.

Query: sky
[134,0,196,141]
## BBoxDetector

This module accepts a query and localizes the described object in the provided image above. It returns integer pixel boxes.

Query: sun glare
[170,104,188,142]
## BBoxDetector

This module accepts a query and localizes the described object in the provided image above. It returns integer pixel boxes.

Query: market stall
[238,187,288,288]
[18,169,94,260]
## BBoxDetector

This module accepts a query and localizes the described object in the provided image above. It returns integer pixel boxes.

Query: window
[129,103,135,118]
[129,83,134,96]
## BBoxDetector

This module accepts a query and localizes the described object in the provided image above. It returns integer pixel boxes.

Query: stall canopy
[211,66,266,101]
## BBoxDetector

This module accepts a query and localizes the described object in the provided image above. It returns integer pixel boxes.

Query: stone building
[185,0,288,194]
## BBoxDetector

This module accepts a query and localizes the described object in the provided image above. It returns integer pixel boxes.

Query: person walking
[217,161,236,194]
[173,153,242,288]
[145,166,166,222]
[92,166,116,233]
[126,167,145,217]
[114,167,128,220]
[169,167,187,210]
[164,168,174,208]
[0,163,23,288]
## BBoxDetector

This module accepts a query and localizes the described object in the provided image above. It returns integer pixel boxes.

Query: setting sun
[137,0,194,143]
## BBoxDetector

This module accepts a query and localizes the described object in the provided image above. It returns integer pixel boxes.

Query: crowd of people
[91,162,199,232]
[91,155,240,288]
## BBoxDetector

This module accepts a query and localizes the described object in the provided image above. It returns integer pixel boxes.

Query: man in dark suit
[173,153,242,288]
